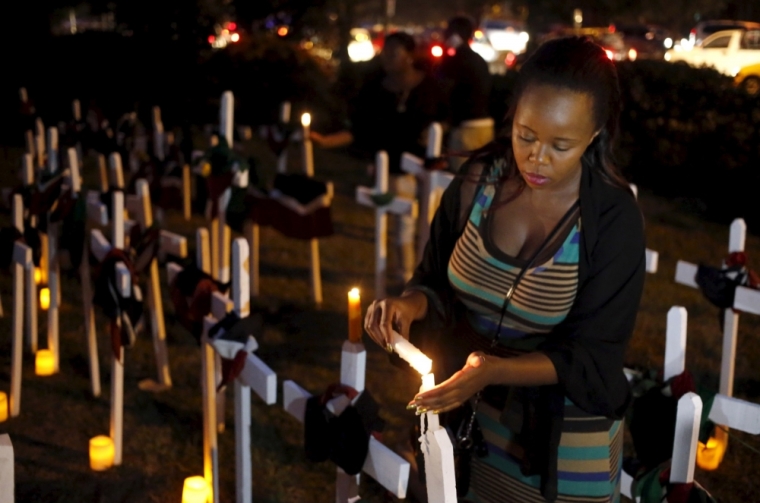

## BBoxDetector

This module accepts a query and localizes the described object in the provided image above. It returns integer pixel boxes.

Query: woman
[312,32,446,281]
[365,37,645,502]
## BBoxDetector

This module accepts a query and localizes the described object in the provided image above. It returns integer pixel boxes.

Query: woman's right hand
[364,291,427,351]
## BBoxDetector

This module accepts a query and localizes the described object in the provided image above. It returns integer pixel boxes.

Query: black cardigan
[406,160,646,500]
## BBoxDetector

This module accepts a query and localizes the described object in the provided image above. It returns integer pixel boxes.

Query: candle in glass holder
[182,476,210,503]
[39,287,50,310]
[0,392,7,422]
[89,435,114,471]
[35,349,55,376]
[348,288,362,343]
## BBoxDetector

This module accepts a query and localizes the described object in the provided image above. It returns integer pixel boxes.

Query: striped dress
[446,175,622,503]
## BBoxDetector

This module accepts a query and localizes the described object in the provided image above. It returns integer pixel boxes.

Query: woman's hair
[384,32,416,54]
[471,36,629,192]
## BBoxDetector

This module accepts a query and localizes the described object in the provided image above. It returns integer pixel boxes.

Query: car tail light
[505,52,516,67]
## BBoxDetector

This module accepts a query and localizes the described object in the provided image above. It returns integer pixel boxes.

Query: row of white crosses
[200,238,276,503]
[0,434,12,503]
[673,218,760,465]
[620,306,760,499]
[248,105,327,304]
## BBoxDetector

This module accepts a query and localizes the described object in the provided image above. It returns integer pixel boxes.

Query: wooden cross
[418,373,458,503]
[20,155,38,353]
[356,151,418,298]
[201,237,276,503]
[89,190,129,465]
[0,434,13,503]
[282,341,412,501]
[400,122,453,262]
[10,194,33,418]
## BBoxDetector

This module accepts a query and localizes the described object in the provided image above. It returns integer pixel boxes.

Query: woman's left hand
[409,352,493,415]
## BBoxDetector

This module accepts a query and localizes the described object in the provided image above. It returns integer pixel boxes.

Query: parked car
[689,20,760,48]
[615,24,675,60]
[665,29,760,77]
[735,62,760,95]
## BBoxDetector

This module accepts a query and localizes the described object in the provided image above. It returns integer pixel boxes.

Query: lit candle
[34,267,42,285]
[89,435,114,471]
[39,287,50,310]
[421,373,435,392]
[182,476,210,503]
[0,392,7,422]
[35,349,55,376]
[348,288,362,343]
[391,331,432,375]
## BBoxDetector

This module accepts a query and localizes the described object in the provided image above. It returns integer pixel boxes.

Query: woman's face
[511,85,600,194]
[381,41,413,74]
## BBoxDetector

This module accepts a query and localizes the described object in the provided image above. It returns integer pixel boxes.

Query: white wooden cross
[418,373,457,503]
[132,179,175,391]
[89,190,129,465]
[621,306,701,499]
[356,151,418,299]
[45,127,62,374]
[20,155,38,353]
[675,218,746,398]
[0,434,13,503]
[201,238,276,503]
[401,123,454,262]
[10,195,32,418]
[282,340,412,501]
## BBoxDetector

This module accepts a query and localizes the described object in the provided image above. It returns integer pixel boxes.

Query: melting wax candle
[182,476,210,503]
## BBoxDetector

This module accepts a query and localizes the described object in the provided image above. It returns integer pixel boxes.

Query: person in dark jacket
[365,36,645,502]
[438,16,494,170]
[312,32,446,281]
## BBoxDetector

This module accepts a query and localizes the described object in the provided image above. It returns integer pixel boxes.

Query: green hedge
[616,61,760,228]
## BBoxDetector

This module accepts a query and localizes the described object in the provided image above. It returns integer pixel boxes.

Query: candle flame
[301,112,311,127]
[182,476,210,503]
[40,287,50,310]
[349,287,360,300]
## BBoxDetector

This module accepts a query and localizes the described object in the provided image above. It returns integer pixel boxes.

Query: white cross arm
[708,394,760,435]
[237,353,277,405]
[271,182,334,216]
[283,380,410,498]
[645,249,658,274]
[160,230,187,258]
[356,187,418,218]
[86,191,108,226]
[675,260,699,289]
[400,153,425,176]
[167,262,183,286]
[733,286,760,315]
[90,229,112,262]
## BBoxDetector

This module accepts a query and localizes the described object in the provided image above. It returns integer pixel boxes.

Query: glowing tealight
[39,287,50,310]
[89,435,114,471]
[35,349,55,376]
[348,288,362,343]
[301,112,311,128]
[34,267,42,285]
[0,392,7,422]
[182,476,210,503]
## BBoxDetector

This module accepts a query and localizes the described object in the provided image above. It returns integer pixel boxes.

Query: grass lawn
[0,136,757,502]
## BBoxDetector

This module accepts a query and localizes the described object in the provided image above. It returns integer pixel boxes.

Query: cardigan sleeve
[540,195,646,419]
